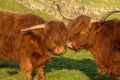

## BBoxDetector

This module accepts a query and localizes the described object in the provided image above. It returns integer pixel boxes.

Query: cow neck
[86,23,100,49]
[88,22,102,50]
[84,23,94,49]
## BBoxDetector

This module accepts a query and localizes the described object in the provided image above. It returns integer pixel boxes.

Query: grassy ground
[44,49,113,80]
[0,0,116,80]
[0,0,56,21]
[0,49,113,80]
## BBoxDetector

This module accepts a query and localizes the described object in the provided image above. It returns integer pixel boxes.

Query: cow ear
[32,28,45,37]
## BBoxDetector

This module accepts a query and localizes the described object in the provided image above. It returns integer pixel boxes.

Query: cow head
[21,21,67,55]
[57,4,120,50]
[67,15,93,50]
[44,21,67,55]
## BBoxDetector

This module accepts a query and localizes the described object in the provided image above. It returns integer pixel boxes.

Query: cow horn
[21,24,46,31]
[100,10,120,22]
[56,4,73,20]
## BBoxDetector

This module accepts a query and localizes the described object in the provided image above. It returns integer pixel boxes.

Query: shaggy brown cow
[57,4,120,80]
[0,10,67,80]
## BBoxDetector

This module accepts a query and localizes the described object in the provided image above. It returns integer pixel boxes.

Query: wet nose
[54,47,66,54]
[67,41,74,48]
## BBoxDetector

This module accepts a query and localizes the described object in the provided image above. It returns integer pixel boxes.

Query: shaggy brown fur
[0,10,67,80]
[67,15,120,80]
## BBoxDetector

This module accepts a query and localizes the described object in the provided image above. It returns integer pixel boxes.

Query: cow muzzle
[53,47,66,55]
[67,41,76,48]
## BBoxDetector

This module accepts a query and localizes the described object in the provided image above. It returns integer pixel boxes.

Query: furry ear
[32,29,45,37]
[22,29,46,46]
[21,26,46,41]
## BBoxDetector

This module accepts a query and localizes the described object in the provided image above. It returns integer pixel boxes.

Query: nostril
[55,47,66,53]
[67,41,73,48]
[59,47,65,53]
[61,47,65,53]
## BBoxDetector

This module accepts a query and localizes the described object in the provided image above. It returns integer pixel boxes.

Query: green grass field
[0,0,56,21]
[0,0,117,80]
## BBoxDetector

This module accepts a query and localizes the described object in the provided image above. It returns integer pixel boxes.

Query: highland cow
[57,4,120,80]
[0,10,67,80]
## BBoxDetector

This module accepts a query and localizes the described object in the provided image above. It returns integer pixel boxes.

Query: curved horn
[21,24,46,31]
[100,10,120,22]
[56,4,73,20]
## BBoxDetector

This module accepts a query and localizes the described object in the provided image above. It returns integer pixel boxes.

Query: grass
[0,0,116,80]
[44,49,113,80]
[82,0,118,6]
[0,0,56,21]
[0,50,113,80]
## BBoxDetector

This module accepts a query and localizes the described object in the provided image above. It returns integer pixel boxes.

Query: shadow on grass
[0,62,20,76]
[0,57,113,80]
[0,62,19,69]
[45,56,113,80]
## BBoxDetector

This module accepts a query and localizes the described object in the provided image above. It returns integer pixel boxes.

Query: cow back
[0,10,45,61]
